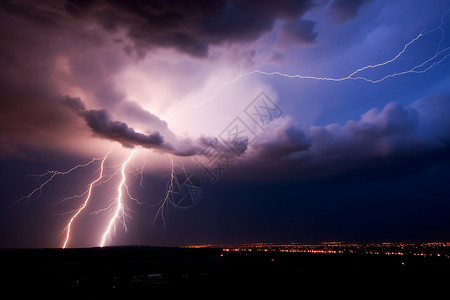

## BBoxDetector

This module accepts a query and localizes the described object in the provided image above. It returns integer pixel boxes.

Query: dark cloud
[62,96,168,150]
[311,102,419,159]
[63,0,315,57]
[82,110,165,148]
[0,1,64,28]
[0,0,318,159]
[242,94,450,180]
[0,5,81,158]
[0,0,319,157]
[62,96,208,156]
[249,117,310,159]
[0,1,130,158]
[329,0,371,23]
[1,0,448,181]
[62,90,450,178]
[277,19,318,48]
[410,94,450,145]
[115,101,169,132]
[0,0,238,158]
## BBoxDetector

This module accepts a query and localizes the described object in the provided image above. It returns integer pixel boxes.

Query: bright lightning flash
[17,8,448,248]
[62,150,111,248]
[192,9,450,109]
[16,147,188,247]
[99,149,137,247]
[150,155,175,228]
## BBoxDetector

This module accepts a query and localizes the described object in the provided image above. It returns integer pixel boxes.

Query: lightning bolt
[150,154,175,229]
[99,149,137,247]
[177,157,194,188]
[192,9,450,109]
[14,157,103,207]
[131,153,147,188]
[62,150,111,248]
[16,146,154,247]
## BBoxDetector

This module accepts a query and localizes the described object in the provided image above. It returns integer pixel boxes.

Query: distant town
[185,242,450,258]
[3,242,450,291]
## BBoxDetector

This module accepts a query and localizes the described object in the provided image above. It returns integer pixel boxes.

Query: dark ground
[0,246,449,296]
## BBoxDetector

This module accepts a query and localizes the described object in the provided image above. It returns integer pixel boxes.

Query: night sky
[1,0,450,248]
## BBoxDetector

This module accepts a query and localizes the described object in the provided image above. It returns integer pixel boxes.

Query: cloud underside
[65,93,450,180]
[62,96,206,156]
[244,94,450,179]
[0,0,369,59]
[63,0,316,58]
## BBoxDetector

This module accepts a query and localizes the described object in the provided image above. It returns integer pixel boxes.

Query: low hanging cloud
[63,96,217,157]
[248,116,310,159]
[63,96,167,150]
[310,102,420,160]
[63,93,252,158]
[243,94,450,179]
[63,92,450,181]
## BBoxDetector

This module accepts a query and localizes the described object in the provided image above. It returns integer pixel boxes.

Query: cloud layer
[242,94,450,179]
[64,0,315,58]
[0,0,323,158]
[1,0,449,182]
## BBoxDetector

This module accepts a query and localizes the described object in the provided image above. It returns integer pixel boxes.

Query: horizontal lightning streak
[14,157,103,207]
[192,10,450,109]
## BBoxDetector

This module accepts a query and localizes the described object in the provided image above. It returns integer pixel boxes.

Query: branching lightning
[99,149,137,247]
[192,9,450,109]
[62,150,111,248]
[148,155,201,228]
[14,157,103,207]
[16,147,153,247]
[150,155,175,229]
[14,10,449,248]
[16,146,189,247]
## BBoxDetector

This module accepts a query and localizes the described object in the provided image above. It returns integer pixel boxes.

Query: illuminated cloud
[0,0,448,172]
[63,96,165,149]
[1,0,450,247]
[0,0,318,158]
[62,96,206,156]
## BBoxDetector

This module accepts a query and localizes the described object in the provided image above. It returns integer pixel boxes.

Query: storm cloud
[243,94,450,180]
[64,0,315,57]
[0,0,321,159]
[62,96,209,156]
[276,19,318,48]
[328,0,372,23]
[1,0,448,179]
[1,0,450,247]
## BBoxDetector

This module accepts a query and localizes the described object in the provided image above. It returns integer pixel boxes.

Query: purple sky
[1,0,450,248]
